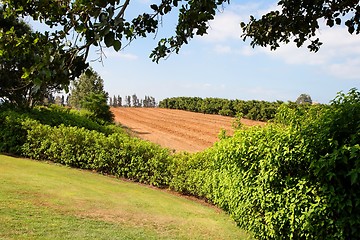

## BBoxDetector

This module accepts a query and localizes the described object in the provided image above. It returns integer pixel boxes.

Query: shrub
[21,120,172,187]
[168,89,360,239]
[0,110,29,154]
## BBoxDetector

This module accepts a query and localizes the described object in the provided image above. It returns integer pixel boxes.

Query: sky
[34,0,360,104]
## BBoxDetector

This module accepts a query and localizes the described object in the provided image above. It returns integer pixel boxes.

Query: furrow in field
[112,108,214,152]
[111,108,264,152]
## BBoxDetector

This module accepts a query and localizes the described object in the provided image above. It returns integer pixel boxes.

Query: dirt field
[111,107,264,153]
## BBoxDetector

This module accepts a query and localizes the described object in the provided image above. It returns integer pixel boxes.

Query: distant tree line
[109,94,156,108]
[159,97,284,121]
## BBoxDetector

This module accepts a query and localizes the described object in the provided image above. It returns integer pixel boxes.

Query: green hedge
[21,119,171,187]
[168,89,360,239]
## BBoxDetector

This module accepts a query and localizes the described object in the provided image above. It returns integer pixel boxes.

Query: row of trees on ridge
[159,94,314,121]
[109,95,156,107]
[159,97,284,121]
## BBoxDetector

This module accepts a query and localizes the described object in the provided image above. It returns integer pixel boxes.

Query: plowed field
[111,108,264,152]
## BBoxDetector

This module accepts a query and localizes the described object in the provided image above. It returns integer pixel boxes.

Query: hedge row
[0,104,113,133]
[1,89,359,239]
[159,97,284,121]
[19,119,171,187]
[169,89,360,239]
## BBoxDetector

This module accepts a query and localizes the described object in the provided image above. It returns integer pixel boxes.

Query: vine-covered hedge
[169,89,360,239]
[1,90,359,239]
[159,97,284,121]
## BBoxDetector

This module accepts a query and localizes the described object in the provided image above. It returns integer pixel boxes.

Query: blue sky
[34,0,360,103]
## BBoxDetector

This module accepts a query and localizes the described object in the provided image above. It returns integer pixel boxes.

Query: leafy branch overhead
[1,0,230,64]
[1,0,359,107]
[2,0,360,63]
[241,0,360,52]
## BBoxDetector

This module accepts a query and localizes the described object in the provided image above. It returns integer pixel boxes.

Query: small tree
[112,95,117,107]
[117,95,122,107]
[125,96,131,107]
[69,67,107,109]
[81,93,114,122]
[132,94,140,107]
[69,67,112,122]
[296,94,313,105]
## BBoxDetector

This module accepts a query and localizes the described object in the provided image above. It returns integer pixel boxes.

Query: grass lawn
[0,154,250,239]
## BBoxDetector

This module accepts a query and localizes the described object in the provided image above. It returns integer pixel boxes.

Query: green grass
[0,154,250,239]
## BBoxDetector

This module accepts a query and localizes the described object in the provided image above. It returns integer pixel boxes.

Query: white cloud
[204,11,242,42]
[238,46,257,56]
[199,2,279,56]
[202,2,278,43]
[214,44,232,54]
[259,44,328,65]
[261,26,360,79]
[103,49,139,60]
[197,1,360,80]
[328,58,360,80]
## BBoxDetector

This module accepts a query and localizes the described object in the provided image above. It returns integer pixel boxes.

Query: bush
[21,120,172,187]
[167,89,359,239]
[0,110,29,154]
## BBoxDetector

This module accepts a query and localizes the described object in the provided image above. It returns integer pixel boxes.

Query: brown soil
[111,107,265,153]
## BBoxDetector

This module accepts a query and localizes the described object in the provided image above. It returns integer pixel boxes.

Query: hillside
[0,154,249,239]
[111,107,264,152]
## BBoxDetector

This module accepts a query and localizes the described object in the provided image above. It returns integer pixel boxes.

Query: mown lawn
[0,154,250,239]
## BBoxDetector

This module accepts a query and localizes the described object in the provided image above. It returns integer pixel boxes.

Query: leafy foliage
[69,68,107,108]
[70,67,113,122]
[0,8,87,107]
[81,93,113,122]
[171,89,359,239]
[0,0,234,105]
[21,120,172,187]
[0,105,114,154]
[241,1,360,52]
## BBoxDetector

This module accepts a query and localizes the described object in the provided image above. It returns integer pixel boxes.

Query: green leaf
[335,18,341,25]
[150,4,158,11]
[21,68,31,79]
[113,40,121,51]
[327,19,334,27]
[85,69,92,77]
[99,12,107,22]
[33,77,42,86]
[350,170,358,185]
[104,32,115,47]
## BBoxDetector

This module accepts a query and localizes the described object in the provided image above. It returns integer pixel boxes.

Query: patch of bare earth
[112,107,265,152]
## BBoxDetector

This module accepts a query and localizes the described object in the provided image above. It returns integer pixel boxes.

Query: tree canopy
[70,67,113,122]
[69,67,107,109]
[241,0,360,52]
[0,8,86,107]
[2,0,359,64]
[1,0,359,106]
